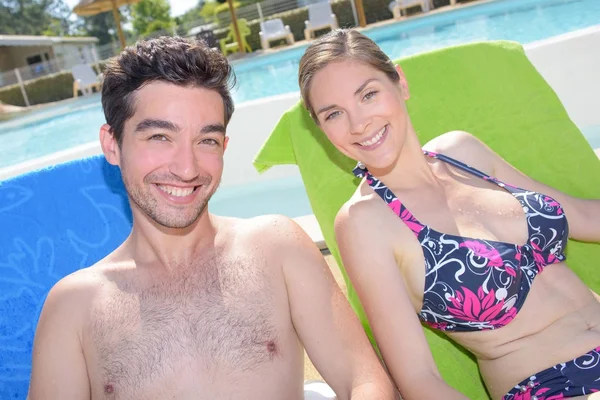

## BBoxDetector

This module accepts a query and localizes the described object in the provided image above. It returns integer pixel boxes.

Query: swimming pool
[0,0,599,172]
[232,0,600,102]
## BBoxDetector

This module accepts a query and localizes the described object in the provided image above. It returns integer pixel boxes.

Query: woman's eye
[325,111,341,121]
[363,90,378,101]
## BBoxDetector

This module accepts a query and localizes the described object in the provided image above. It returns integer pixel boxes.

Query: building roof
[0,35,99,47]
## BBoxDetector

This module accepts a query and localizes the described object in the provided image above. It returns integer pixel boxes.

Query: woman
[298,29,600,400]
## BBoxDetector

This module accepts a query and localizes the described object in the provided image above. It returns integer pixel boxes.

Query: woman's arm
[335,201,469,400]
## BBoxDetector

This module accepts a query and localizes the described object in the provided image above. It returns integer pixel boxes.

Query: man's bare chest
[85,260,283,398]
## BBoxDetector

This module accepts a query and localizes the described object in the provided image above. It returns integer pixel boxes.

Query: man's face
[103,81,228,229]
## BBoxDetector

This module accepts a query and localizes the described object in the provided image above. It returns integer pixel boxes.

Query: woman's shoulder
[335,185,389,236]
[424,130,496,175]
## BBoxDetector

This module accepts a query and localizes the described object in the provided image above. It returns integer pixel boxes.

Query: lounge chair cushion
[0,156,130,398]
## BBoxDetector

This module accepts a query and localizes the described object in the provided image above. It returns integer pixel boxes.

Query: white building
[0,35,99,84]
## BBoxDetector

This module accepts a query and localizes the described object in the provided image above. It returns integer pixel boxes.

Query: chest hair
[91,255,280,394]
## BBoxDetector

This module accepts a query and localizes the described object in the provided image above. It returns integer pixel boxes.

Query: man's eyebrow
[200,123,226,135]
[316,78,379,116]
[134,119,180,133]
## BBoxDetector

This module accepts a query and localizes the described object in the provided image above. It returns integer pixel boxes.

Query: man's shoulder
[226,214,303,238]
[43,263,107,317]
[224,214,313,251]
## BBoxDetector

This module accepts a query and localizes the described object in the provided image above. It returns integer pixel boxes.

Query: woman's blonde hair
[298,29,400,122]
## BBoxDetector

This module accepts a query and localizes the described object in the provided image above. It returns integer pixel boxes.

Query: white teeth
[359,126,387,147]
[157,185,194,197]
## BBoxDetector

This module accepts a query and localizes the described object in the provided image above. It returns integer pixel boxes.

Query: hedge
[0,63,105,107]
[0,72,75,107]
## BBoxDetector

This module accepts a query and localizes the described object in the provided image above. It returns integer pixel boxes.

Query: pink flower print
[504,265,517,277]
[389,198,401,215]
[532,388,564,400]
[426,321,449,330]
[399,205,423,234]
[544,196,563,215]
[515,251,522,263]
[531,242,555,267]
[460,240,504,267]
[510,390,552,400]
[447,287,517,328]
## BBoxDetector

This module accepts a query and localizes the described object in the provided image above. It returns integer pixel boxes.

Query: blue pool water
[232,0,600,102]
[0,0,599,177]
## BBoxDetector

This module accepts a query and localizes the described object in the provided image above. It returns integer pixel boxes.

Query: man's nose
[169,143,200,181]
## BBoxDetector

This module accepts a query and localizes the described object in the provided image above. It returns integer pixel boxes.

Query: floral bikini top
[353,151,569,332]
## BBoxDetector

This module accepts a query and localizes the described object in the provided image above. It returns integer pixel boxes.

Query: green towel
[253,41,600,398]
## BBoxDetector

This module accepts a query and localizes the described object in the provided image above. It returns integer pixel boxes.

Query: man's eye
[149,134,167,141]
[201,138,219,145]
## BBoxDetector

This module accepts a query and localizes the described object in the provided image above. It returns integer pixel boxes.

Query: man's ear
[395,64,410,100]
[223,136,229,152]
[100,124,120,166]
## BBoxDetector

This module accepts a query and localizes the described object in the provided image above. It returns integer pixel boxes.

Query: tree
[0,0,72,36]
[199,1,219,23]
[176,0,205,26]
[132,0,174,36]
[200,0,241,24]
[173,0,205,35]
[74,12,121,46]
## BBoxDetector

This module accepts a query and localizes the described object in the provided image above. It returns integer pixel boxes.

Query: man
[28,36,397,400]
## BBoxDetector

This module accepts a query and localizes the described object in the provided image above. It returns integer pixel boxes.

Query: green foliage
[73,12,120,46]
[238,0,262,5]
[214,0,240,15]
[200,0,242,23]
[0,0,72,35]
[199,1,219,22]
[175,0,205,26]
[132,0,174,36]
[145,19,175,35]
[0,71,75,106]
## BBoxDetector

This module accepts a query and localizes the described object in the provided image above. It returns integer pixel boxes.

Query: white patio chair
[304,2,339,41]
[260,19,295,50]
[389,0,431,19]
[72,64,102,98]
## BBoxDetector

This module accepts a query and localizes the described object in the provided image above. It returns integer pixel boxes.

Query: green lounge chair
[253,41,600,398]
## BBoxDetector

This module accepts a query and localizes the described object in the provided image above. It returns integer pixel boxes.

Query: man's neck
[125,209,220,270]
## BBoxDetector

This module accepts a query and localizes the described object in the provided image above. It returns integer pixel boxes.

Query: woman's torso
[350,141,600,399]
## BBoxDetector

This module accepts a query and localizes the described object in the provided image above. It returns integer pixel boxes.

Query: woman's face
[308,59,410,169]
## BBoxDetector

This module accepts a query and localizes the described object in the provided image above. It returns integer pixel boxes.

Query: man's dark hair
[101,36,236,146]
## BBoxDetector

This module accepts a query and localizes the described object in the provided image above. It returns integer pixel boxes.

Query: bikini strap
[353,162,425,236]
[423,150,517,190]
